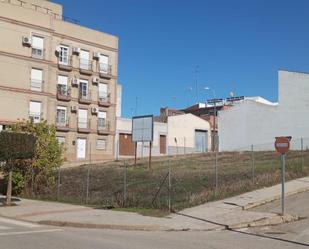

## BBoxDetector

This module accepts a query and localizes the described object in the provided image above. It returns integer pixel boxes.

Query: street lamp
[204,87,217,152]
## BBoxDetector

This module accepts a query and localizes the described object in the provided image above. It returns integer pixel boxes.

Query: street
[0,191,308,249]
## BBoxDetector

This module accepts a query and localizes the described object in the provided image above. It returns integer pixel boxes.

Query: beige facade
[0,0,120,166]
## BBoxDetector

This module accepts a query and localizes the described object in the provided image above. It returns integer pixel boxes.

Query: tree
[0,131,36,205]
[10,120,63,197]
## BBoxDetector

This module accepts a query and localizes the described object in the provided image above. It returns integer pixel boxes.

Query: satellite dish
[229,91,235,97]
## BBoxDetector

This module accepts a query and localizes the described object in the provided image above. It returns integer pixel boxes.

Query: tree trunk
[6,170,12,206]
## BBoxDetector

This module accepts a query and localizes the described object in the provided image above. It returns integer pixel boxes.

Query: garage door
[119,133,135,156]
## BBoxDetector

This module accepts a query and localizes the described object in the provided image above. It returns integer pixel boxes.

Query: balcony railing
[30,79,43,92]
[98,120,110,135]
[98,92,111,107]
[58,56,73,71]
[79,59,93,75]
[29,112,41,123]
[31,47,44,59]
[98,63,112,79]
[57,85,71,101]
[77,118,91,133]
[56,116,70,132]
[78,90,91,104]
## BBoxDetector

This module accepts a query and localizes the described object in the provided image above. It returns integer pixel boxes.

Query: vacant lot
[29,150,309,211]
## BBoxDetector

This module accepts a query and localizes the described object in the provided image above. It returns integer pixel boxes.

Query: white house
[218,70,309,151]
[115,113,211,158]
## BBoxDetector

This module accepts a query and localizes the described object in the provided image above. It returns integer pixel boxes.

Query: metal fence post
[281,153,286,215]
[85,166,90,205]
[57,166,61,201]
[251,144,255,183]
[301,137,304,170]
[214,146,218,195]
[123,160,127,207]
[168,160,171,212]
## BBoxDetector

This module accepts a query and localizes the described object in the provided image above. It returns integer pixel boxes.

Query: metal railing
[56,115,69,127]
[28,112,41,123]
[57,85,71,96]
[79,59,93,71]
[31,47,44,59]
[98,63,112,75]
[30,79,43,91]
[78,118,90,129]
[79,90,91,101]
[98,92,110,103]
[58,56,73,67]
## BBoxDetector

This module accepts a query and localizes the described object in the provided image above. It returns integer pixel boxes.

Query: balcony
[31,47,44,60]
[78,90,91,104]
[79,59,93,75]
[98,93,111,107]
[97,120,110,135]
[56,117,70,132]
[58,56,73,71]
[30,79,43,92]
[78,118,91,133]
[57,85,71,101]
[29,112,41,124]
[98,63,112,79]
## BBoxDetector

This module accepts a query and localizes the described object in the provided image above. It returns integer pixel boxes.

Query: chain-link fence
[26,137,309,212]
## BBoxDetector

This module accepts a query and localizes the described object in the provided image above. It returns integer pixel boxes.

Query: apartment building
[0,0,120,165]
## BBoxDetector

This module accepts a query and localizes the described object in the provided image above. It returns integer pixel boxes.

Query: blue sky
[54,0,309,117]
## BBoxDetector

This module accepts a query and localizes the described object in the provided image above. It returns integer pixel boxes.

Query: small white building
[116,113,211,158]
[218,70,309,151]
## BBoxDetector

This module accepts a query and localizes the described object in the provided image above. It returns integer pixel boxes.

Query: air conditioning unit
[55,46,61,53]
[93,52,100,60]
[22,36,31,46]
[71,78,79,86]
[72,47,80,55]
[92,77,99,84]
[91,107,99,114]
[71,106,78,112]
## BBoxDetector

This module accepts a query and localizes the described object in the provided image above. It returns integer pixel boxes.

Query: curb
[243,185,309,210]
[228,214,300,230]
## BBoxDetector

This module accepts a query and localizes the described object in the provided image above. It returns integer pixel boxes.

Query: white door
[80,50,90,70]
[99,54,109,73]
[31,68,42,91]
[77,138,86,159]
[78,109,88,128]
[29,101,41,123]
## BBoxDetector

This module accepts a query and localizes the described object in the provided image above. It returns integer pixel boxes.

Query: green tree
[11,120,63,197]
[0,131,36,205]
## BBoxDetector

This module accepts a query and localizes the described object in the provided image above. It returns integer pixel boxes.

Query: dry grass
[26,150,309,211]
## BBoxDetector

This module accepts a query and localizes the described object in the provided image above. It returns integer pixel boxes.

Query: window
[98,111,106,129]
[56,136,65,145]
[97,139,106,150]
[0,125,3,132]
[30,68,43,91]
[32,35,44,59]
[29,101,41,123]
[56,106,67,126]
[57,75,68,95]
[59,45,69,65]
[99,54,109,73]
[79,79,89,99]
[80,50,90,70]
[98,83,108,102]
[78,109,88,128]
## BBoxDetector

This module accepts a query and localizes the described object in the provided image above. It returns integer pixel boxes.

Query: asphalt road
[0,191,308,249]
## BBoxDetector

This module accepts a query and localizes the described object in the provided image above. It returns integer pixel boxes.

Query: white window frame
[59,45,70,65]
[98,83,108,101]
[56,106,67,126]
[98,111,107,128]
[30,68,43,92]
[31,35,44,59]
[56,136,65,145]
[96,139,107,150]
[80,49,90,70]
[78,109,88,128]
[29,101,41,123]
[57,75,68,94]
[79,79,89,99]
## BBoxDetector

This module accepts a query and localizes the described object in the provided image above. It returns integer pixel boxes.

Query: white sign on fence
[132,115,154,142]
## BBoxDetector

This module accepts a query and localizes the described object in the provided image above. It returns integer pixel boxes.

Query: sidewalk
[0,176,308,231]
